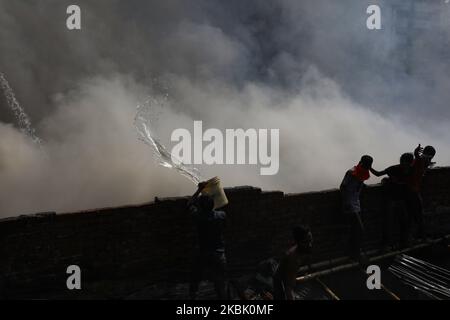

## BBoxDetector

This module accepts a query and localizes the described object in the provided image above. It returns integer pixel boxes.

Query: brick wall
[1,167,449,298]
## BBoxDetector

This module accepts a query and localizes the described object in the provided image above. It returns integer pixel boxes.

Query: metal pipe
[389,265,450,298]
[401,254,450,277]
[296,234,450,283]
[389,255,450,298]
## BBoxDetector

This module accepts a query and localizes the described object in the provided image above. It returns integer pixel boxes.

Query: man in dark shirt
[371,153,414,248]
[188,183,227,300]
[406,144,436,240]
[371,145,436,244]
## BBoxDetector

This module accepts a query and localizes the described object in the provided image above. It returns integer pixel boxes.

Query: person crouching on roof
[340,155,373,262]
[273,225,313,300]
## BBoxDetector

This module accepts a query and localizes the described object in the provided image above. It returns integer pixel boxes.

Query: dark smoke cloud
[0,0,449,217]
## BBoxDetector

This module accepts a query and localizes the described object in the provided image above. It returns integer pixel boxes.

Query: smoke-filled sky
[0,0,449,218]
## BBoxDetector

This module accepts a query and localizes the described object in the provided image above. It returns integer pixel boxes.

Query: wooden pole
[357,268,400,300]
[316,277,340,300]
[381,283,401,300]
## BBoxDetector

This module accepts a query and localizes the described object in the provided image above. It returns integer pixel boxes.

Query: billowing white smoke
[0,77,198,217]
[0,70,448,218]
[0,1,449,218]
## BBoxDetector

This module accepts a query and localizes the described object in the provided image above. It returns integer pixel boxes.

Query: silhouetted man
[188,183,227,299]
[371,153,414,248]
[273,225,313,300]
[340,155,372,260]
[406,144,436,240]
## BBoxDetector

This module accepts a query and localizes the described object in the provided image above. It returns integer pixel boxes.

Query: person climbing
[405,144,436,241]
[273,225,313,300]
[340,155,373,261]
[370,153,415,248]
[187,182,227,300]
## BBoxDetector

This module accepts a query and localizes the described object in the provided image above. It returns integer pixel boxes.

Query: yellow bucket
[201,176,228,209]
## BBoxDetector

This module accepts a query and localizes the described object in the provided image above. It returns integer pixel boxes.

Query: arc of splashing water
[134,99,202,185]
[0,72,43,148]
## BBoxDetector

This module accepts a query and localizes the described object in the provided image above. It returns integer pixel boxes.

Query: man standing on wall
[187,182,227,299]
[370,153,415,249]
[406,144,436,241]
[340,155,373,262]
